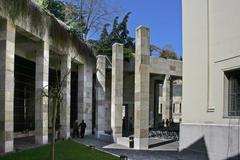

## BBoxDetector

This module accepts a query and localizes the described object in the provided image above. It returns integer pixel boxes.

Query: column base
[0,140,14,153]
[96,130,113,142]
[60,130,70,140]
[35,135,48,145]
[96,130,105,139]
[112,133,122,142]
[85,129,92,136]
[134,137,149,150]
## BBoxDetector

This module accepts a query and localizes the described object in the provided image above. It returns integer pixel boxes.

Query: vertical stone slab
[0,19,15,153]
[162,75,171,123]
[35,41,49,145]
[77,64,84,123]
[96,55,106,137]
[60,54,71,139]
[134,26,150,149]
[83,64,93,135]
[111,43,123,142]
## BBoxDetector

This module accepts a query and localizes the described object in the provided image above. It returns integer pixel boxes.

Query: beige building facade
[181,0,240,159]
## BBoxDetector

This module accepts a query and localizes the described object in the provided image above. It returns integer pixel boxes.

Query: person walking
[79,120,87,138]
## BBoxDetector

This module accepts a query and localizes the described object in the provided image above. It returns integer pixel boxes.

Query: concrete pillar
[60,54,71,139]
[0,19,15,153]
[77,64,84,124]
[96,55,106,137]
[83,64,93,135]
[162,74,171,124]
[78,63,93,135]
[111,43,123,142]
[35,41,49,145]
[134,26,150,149]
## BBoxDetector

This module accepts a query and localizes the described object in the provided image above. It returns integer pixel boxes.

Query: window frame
[223,69,240,118]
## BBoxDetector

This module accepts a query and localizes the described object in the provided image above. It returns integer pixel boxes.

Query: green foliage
[43,0,65,21]
[160,45,178,60]
[0,0,46,36]
[1,0,30,22]
[64,2,88,40]
[94,12,135,61]
[62,0,117,41]
[29,3,47,36]
[100,24,110,41]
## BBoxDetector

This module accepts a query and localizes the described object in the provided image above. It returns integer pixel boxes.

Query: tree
[36,0,65,21]
[36,0,121,41]
[99,24,109,41]
[42,55,72,160]
[95,12,135,61]
[64,0,121,40]
[160,45,178,60]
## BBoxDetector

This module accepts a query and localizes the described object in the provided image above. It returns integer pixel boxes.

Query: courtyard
[1,136,209,160]
[1,0,240,160]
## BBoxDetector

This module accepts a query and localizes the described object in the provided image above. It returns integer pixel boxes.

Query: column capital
[112,43,124,47]
[136,25,150,31]
[112,43,124,61]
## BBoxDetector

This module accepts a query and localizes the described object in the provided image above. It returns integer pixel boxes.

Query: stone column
[60,54,71,139]
[83,64,93,135]
[162,74,171,124]
[111,43,123,142]
[77,64,84,124]
[0,19,15,153]
[96,55,106,138]
[134,26,150,149]
[35,41,49,145]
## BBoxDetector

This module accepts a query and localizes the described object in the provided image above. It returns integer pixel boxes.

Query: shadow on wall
[180,137,209,160]
[227,154,240,160]
[180,136,240,160]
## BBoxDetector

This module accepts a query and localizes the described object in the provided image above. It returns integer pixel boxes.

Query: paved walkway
[14,135,208,160]
[75,135,209,160]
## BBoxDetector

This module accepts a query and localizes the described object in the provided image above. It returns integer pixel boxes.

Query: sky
[64,0,182,57]
[114,0,183,57]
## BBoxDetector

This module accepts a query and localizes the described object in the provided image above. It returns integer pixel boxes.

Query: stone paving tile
[75,135,209,160]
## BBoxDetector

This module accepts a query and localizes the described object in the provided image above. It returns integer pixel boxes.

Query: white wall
[182,0,240,124]
[181,0,240,159]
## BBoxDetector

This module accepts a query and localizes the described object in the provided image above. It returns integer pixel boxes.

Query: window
[173,104,176,113]
[160,104,162,113]
[159,104,162,114]
[122,105,126,118]
[179,103,182,113]
[158,103,162,114]
[225,69,240,117]
[159,84,163,97]
[173,84,182,97]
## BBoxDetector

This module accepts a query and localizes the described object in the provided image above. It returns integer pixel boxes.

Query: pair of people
[73,120,87,138]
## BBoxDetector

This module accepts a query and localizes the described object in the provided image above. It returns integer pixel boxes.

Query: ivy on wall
[0,0,93,56]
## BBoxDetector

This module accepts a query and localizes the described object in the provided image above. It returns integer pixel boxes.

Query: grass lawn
[0,140,119,160]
